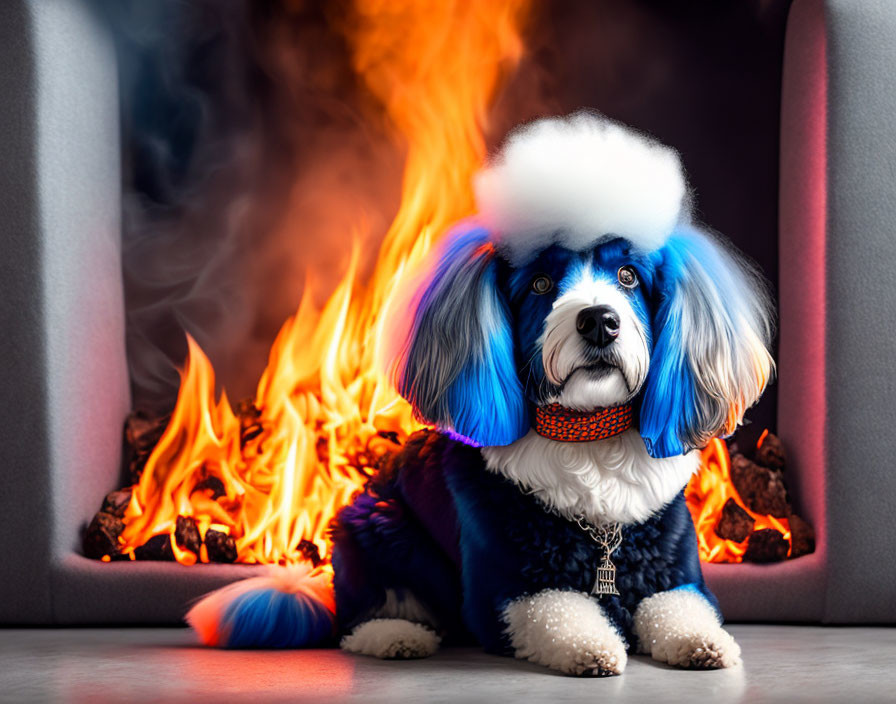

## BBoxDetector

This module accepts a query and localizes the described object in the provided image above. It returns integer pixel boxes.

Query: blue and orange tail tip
[186,564,336,648]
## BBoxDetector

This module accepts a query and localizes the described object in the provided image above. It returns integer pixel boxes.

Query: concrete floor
[0,625,894,703]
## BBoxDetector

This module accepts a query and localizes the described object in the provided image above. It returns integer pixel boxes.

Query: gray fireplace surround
[1,0,895,624]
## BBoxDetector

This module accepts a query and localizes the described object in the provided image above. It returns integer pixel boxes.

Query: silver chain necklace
[545,505,624,597]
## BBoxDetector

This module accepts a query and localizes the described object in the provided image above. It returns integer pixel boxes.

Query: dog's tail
[186,563,336,648]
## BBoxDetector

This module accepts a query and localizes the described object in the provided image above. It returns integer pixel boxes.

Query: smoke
[111,0,403,410]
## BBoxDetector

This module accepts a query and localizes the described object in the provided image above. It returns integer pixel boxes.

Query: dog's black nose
[576,305,620,347]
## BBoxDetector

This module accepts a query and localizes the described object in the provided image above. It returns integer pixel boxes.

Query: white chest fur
[481,429,698,526]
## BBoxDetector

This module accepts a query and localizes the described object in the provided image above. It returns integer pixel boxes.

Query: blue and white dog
[189,112,774,677]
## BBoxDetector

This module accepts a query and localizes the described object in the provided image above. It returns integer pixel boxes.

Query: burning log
[134,534,175,561]
[742,528,790,563]
[755,431,786,470]
[714,498,754,543]
[788,513,816,559]
[205,529,238,563]
[175,516,202,555]
[730,453,790,518]
[297,539,322,567]
[101,487,133,518]
[124,410,170,483]
[83,512,125,560]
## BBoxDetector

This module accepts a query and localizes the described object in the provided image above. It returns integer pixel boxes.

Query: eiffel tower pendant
[541,504,625,598]
[589,522,623,597]
[592,555,620,596]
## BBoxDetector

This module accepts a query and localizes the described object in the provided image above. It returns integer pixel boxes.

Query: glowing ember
[118,0,531,565]
[685,435,792,563]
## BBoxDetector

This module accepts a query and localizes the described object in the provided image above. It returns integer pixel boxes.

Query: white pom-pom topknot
[474,111,689,264]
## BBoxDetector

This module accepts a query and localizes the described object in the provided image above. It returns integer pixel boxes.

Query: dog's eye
[531,274,553,295]
[617,266,639,289]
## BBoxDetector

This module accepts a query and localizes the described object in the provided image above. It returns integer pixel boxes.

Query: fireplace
[1,0,893,625]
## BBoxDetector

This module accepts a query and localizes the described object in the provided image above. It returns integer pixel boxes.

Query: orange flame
[118,0,531,565]
[685,436,791,563]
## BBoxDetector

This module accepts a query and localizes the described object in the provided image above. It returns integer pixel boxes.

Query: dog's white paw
[657,628,741,669]
[503,589,627,676]
[633,588,741,669]
[340,618,440,659]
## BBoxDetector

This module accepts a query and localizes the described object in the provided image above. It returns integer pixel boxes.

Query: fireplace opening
[77,1,813,572]
[77,0,818,582]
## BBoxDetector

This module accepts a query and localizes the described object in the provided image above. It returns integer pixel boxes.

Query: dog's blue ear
[639,226,775,458]
[395,224,528,447]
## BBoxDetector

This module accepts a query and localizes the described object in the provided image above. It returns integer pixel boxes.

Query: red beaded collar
[534,403,634,442]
